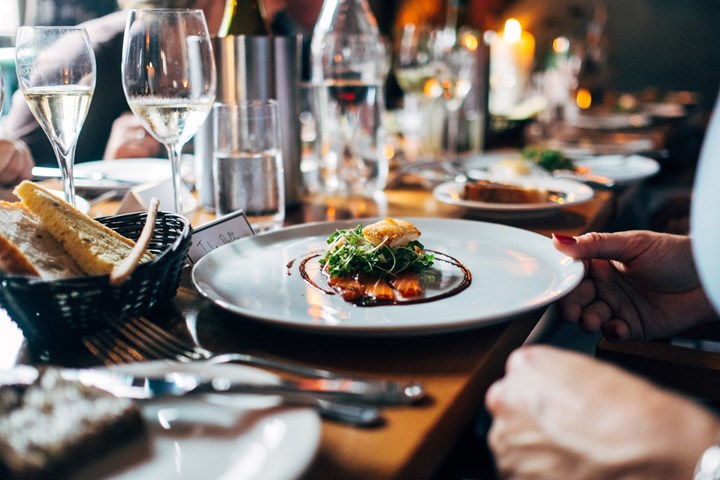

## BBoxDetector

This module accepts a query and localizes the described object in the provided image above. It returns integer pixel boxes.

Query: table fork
[83,321,389,426]
[83,317,425,403]
[87,316,420,390]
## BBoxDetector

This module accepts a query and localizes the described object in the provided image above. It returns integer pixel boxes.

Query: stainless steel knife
[61,369,425,406]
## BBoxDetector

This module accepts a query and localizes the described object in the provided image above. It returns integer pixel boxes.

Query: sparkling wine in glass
[425,28,476,173]
[122,8,216,214]
[15,26,96,206]
[393,23,436,161]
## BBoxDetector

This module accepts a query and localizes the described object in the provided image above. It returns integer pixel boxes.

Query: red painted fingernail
[553,233,577,244]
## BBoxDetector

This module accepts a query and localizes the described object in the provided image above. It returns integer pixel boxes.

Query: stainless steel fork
[83,324,385,426]
[89,317,422,396]
[83,317,425,401]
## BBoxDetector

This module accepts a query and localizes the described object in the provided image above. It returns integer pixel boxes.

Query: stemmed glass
[122,9,216,214]
[426,28,476,175]
[393,23,435,161]
[15,27,96,206]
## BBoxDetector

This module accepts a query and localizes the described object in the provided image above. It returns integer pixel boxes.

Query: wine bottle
[310,0,388,196]
[218,0,271,37]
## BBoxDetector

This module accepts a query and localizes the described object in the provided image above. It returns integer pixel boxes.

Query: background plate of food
[433,175,594,219]
[192,218,584,336]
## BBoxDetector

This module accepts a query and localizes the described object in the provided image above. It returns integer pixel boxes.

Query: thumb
[552,231,646,263]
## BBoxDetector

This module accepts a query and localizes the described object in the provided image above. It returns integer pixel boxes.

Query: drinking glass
[15,26,96,206]
[213,100,285,232]
[425,28,476,172]
[122,9,216,214]
[0,65,4,112]
[393,23,436,161]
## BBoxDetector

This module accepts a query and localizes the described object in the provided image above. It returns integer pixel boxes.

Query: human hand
[552,231,718,342]
[0,137,33,187]
[486,345,720,480]
[103,112,161,160]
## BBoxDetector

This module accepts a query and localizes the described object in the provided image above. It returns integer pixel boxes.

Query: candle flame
[461,32,479,52]
[503,19,522,44]
[576,88,592,109]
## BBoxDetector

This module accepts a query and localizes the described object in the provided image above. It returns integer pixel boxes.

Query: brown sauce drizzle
[293,250,471,307]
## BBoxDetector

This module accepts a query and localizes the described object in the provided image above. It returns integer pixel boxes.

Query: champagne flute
[15,26,96,206]
[393,23,435,162]
[122,8,216,214]
[425,28,476,175]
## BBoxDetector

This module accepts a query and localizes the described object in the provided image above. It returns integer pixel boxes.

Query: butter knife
[62,369,426,405]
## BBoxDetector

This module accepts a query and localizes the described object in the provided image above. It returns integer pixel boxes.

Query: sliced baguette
[13,181,154,276]
[0,201,85,279]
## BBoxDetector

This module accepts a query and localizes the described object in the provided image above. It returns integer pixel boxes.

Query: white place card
[187,210,255,264]
[116,178,197,215]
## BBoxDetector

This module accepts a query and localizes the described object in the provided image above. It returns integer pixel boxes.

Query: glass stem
[446,108,460,165]
[166,142,185,214]
[56,146,77,207]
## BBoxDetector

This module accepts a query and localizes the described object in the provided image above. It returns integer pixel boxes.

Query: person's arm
[0,131,34,187]
[552,231,719,342]
[485,345,720,480]
[103,112,161,160]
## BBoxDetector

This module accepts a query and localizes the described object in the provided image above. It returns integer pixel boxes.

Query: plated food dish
[433,176,593,218]
[192,218,584,336]
[314,218,468,306]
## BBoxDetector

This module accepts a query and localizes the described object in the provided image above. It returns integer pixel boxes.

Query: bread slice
[13,181,154,276]
[0,201,84,280]
[0,368,147,479]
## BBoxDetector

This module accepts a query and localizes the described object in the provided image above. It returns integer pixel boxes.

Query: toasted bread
[0,201,84,279]
[13,181,154,275]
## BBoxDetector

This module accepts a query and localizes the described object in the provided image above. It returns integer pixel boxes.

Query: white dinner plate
[571,111,651,130]
[573,154,660,184]
[462,150,660,186]
[192,218,585,336]
[75,361,321,480]
[433,176,594,218]
[75,158,171,185]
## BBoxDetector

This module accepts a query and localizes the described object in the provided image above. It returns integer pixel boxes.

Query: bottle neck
[218,0,271,37]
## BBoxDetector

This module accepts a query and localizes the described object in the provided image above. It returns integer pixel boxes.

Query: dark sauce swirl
[292,250,471,307]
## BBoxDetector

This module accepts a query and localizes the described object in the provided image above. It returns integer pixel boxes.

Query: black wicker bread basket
[0,210,192,346]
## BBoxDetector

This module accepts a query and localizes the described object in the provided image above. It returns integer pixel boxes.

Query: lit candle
[489,18,536,115]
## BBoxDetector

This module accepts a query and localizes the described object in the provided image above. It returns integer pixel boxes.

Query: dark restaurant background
[2,0,719,109]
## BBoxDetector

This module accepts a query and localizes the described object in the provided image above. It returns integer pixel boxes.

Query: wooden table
[0,186,614,480]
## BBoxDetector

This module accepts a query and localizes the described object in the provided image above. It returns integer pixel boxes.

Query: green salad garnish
[319,225,434,278]
[521,147,574,171]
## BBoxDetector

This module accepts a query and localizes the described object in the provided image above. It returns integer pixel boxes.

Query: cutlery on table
[84,316,426,404]
[59,368,389,426]
[62,368,424,405]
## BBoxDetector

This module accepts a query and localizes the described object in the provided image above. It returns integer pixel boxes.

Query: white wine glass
[393,23,435,162]
[122,8,216,214]
[15,26,96,206]
[425,28,476,174]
